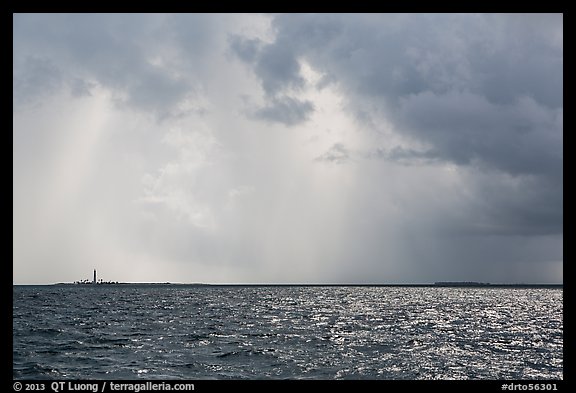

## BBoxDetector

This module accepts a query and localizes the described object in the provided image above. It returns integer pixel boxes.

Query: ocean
[13,285,563,380]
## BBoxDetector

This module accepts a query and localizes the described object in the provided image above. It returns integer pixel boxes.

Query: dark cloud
[252,96,314,126]
[231,34,305,96]
[13,56,63,108]
[471,172,563,236]
[13,14,562,284]
[229,35,261,64]
[258,13,562,169]
[371,146,442,166]
[13,14,196,118]
[255,44,304,96]
[230,33,313,126]
[232,13,563,239]
[396,92,562,176]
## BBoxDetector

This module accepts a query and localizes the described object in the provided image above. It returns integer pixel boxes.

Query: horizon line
[13,281,564,287]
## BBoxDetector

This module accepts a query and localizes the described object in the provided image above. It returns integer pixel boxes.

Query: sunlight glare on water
[13,286,563,380]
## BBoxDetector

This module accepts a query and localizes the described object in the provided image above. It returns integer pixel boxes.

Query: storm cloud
[13,14,562,284]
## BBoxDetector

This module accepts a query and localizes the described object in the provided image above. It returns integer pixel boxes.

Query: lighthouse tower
[93,269,97,285]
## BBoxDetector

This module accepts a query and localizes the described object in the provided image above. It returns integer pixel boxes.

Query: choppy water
[13,286,562,380]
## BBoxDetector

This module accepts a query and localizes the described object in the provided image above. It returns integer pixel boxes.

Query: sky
[13,13,563,284]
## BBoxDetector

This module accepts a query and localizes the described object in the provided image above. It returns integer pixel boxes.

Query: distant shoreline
[13,282,563,288]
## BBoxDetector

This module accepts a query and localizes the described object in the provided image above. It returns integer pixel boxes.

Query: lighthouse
[93,269,97,285]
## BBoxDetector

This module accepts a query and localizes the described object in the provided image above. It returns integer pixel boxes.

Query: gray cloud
[230,33,313,126]
[69,77,95,97]
[13,56,63,108]
[315,143,350,164]
[229,35,261,64]
[13,13,197,119]
[396,92,562,175]
[231,34,305,96]
[13,14,562,285]
[263,13,562,170]
[254,43,304,96]
[252,96,314,126]
[232,13,563,239]
[372,146,442,166]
